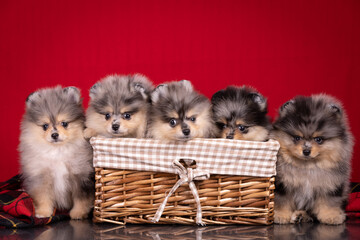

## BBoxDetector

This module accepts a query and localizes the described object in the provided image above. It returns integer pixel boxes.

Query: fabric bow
[151,159,210,225]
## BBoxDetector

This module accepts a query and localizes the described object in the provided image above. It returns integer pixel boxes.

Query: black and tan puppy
[211,86,271,141]
[84,74,154,139]
[147,80,217,141]
[272,94,354,225]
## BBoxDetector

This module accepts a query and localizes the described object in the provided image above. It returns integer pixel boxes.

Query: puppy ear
[63,86,81,104]
[211,89,225,104]
[329,104,342,116]
[249,92,267,112]
[132,74,151,85]
[89,82,101,98]
[151,84,167,103]
[279,99,295,117]
[133,82,147,100]
[26,91,41,107]
[180,80,193,92]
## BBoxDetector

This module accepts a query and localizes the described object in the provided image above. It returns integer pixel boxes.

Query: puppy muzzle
[49,130,61,143]
[51,132,59,140]
[226,130,235,139]
[303,149,311,156]
[181,123,191,136]
[302,142,312,157]
[111,118,121,133]
[112,124,120,131]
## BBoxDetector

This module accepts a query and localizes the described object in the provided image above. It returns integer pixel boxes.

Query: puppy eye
[314,137,324,144]
[169,119,177,127]
[238,125,247,132]
[123,113,131,120]
[105,113,111,120]
[294,136,302,142]
[190,117,196,122]
[61,122,68,128]
[42,124,49,131]
[216,122,226,129]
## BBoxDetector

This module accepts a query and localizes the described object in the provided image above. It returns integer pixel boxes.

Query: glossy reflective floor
[1,219,359,240]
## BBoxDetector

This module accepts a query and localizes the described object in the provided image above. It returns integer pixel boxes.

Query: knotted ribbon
[151,159,210,225]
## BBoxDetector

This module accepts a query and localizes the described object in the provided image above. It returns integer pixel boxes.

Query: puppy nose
[226,135,233,139]
[182,128,190,136]
[303,149,311,156]
[51,133,59,140]
[112,124,120,131]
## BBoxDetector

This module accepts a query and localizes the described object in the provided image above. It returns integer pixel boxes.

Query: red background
[0,0,359,181]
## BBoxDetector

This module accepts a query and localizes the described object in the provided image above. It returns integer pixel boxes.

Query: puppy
[272,94,354,225]
[211,86,271,141]
[19,86,94,219]
[147,80,217,141]
[84,74,154,138]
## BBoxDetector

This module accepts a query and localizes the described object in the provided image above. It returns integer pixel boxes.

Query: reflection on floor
[1,219,359,240]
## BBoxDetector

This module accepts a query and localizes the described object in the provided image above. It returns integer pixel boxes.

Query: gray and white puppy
[19,86,94,219]
[271,94,353,225]
[211,86,271,141]
[84,74,154,139]
[147,80,217,141]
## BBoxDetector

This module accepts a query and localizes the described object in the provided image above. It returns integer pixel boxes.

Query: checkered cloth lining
[91,137,280,177]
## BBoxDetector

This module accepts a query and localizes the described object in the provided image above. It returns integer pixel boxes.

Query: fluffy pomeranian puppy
[84,74,154,139]
[19,86,94,219]
[211,86,271,141]
[147,80,217,141]
[272,94,353,225]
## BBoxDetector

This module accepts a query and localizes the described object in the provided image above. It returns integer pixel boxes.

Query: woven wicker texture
[94,168,275,225]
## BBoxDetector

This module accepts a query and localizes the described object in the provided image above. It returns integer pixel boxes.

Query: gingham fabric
[90,137,280,177]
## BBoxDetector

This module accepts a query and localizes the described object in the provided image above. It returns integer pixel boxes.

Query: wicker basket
[91,137,279,225]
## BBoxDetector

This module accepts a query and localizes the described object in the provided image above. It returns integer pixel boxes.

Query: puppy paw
[319,214,345,225]
[290,210,313,224]
[274,210,292,224]
[70,207,90,220]
[83,128,96,139]
[70,200,92,220]
[317,208,345,225]
[35,207,53,218]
